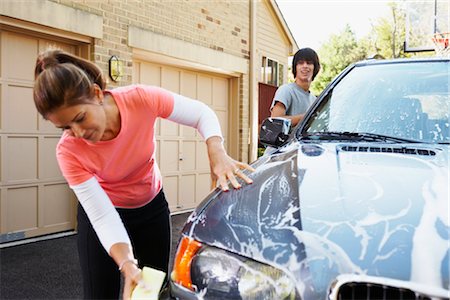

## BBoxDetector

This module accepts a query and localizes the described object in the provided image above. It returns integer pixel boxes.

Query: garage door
[0,30,81,243]
[133,60,230,213]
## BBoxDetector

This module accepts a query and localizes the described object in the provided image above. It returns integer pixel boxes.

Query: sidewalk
[0,212,191,299]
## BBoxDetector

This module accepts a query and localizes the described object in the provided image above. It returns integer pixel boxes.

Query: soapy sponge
[131,267,166,300]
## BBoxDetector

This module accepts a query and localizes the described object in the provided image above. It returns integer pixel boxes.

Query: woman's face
[47,100,107,143]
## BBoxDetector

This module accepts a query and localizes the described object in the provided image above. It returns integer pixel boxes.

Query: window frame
[261,56,284,86]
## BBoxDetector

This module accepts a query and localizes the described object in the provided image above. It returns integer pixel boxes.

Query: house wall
[256,0,291,83]
[0,0,296,166]
[53,0,252,162]
[0,0,295,242]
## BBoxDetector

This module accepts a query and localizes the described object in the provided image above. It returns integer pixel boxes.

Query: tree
[310,1,419,95]
[310,24,367,95]
[365,2,409,59]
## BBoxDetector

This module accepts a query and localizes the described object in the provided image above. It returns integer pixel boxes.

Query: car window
[302,61,450,144]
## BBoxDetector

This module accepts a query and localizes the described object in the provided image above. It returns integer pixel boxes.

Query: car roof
[354,57,450,67]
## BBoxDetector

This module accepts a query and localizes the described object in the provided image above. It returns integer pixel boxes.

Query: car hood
[182,141,450,297]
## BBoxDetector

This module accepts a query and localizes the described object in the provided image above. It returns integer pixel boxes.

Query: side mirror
[259,117,292,148]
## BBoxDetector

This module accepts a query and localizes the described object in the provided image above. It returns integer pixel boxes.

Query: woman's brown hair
[33,49,106,118]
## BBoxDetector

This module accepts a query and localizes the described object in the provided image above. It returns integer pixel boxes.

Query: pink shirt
[56,85,174,208]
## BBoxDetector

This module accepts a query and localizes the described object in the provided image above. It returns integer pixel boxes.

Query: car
[167,58,450,299]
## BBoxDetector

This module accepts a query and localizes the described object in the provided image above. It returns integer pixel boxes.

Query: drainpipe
[249,0,258,162]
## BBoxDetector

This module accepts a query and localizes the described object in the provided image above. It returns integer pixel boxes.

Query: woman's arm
[205,136,253,190]
[167,93,254,190]
[70,177,142,300]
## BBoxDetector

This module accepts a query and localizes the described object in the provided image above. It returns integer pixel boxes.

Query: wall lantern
[109,55,123,82]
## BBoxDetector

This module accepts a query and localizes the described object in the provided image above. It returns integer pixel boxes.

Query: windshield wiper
[300,131,421,143]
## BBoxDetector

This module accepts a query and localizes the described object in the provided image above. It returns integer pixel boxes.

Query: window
[304,61,450,144]
[261,57,284,86]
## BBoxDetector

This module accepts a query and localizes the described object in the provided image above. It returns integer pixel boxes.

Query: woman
[33,49,254,299]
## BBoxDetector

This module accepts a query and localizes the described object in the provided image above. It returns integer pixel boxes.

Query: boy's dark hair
[292,48,320,80]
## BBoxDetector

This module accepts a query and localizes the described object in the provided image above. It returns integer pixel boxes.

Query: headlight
[171,236,296,299]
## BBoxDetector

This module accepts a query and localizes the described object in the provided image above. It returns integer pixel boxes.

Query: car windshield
[300,61,450,144]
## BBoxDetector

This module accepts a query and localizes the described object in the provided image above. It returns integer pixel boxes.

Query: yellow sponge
[131,267,166,300]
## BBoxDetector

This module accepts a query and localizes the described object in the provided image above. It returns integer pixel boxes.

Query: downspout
[249,0,258,162]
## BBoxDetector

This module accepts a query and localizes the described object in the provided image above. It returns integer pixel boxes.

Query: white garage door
[0,29,83,243]
[133,60,230,213]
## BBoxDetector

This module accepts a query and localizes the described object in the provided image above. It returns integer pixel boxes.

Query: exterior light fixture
[109,55,123,82]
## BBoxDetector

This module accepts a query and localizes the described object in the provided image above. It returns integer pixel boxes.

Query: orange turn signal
[171,236,202,290]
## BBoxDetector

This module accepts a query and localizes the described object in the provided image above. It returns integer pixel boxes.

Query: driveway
[0,212,191,299]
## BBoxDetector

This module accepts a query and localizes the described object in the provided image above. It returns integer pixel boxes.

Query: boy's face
[295,60,314,83]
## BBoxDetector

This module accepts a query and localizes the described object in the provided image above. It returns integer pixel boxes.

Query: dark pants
[76,189,171,299]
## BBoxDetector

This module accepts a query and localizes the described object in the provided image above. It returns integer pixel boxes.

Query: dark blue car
[168,58,450,299]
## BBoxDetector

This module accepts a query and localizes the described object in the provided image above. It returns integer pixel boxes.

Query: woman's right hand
[121,262,143,300]
[111,243,146,299]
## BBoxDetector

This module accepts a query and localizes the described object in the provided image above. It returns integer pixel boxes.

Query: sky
[275,0,392,50]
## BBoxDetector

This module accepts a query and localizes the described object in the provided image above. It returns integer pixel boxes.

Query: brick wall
[53,0,251,161]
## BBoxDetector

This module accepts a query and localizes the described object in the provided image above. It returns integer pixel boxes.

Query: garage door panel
[6,187,38,232]
[6,86,36,132]
[197,173,212,202]
[181,72,197,99]
[4,33,37,81]
[0,85,2,130]
[160,118,179,136]
[197,76,213,105]
[39,115,60,132]
[160,140,179,172]
[163,176,178,210]
[196,141,209,170]
[7,137,38,182]
[42,184,74,227]
[155,140,160,165]
[180,175,195,208]
[213,78,228,108]
[180,141,196,171]
[161,68,179,93]
[140,63,161,86]
[155,119,161,136]
[182,126,197,138]
[132,62,140,84]
[40,137,63,180]
[216,110,228,139]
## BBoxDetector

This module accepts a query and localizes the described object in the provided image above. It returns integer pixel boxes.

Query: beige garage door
[133,60,230,213]
[0,30,82,243]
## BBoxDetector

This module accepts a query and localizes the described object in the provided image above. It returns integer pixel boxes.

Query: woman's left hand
[206,136,255,191]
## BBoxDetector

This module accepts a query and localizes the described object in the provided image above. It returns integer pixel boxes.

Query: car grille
[329,275,449,300]
[336,282,433,300]
[340,145,437,156]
